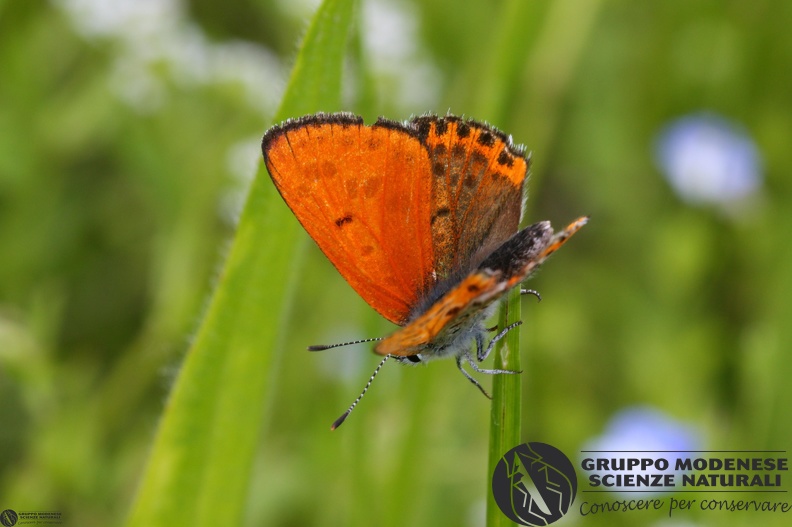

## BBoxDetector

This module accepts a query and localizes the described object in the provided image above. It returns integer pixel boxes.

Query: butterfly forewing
[415,116,527,281]
[263,114,436,324]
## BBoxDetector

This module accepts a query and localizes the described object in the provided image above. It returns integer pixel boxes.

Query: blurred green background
[1,0,791,526]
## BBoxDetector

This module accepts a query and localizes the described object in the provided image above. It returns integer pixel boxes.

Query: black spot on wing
[477,130,495,147]
[497,150,514,167]
[412,116,434,142]
[431,207,451,225]
[335,214,353,227]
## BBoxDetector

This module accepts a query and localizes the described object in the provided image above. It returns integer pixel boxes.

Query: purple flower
[656,113,762,206]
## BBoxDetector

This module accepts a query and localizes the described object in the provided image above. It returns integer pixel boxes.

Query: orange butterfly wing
[263,113,533,333]
[263,113,436,325]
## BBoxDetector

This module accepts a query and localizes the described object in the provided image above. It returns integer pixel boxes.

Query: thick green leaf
[125,1,358,526]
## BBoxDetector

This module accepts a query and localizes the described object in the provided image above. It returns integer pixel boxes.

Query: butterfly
[262,112,587,428]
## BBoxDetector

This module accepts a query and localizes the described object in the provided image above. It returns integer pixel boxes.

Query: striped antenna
[331,354,391,430]
[308,336,384,351]
[520,288,542,302]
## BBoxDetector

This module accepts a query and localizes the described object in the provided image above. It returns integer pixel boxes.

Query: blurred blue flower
[581,406,701,495]
[585,406,700,451]
[656,113,762,206]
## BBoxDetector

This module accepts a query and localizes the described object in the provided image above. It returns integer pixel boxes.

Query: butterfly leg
[456,327,524,399]
[455,355,493,399]
[477,320,523,362]
[457,349,521,399]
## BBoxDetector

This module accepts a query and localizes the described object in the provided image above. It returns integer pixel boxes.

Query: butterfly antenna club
[331,354,391,430]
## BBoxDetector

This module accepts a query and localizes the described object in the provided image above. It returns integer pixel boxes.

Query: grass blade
[486,288,522,527]
[125,1,358,526]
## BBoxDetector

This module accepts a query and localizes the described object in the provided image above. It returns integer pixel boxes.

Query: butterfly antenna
[520,288,542,302]
[308,337,384,351]
[331,354,391,430]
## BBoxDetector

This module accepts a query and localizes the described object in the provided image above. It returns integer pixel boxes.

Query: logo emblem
[0,510,18,527]
[492,442,577,525]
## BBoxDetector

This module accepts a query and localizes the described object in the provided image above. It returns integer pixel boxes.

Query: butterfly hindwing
[413,115,528,281]
[374,271,506,357]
